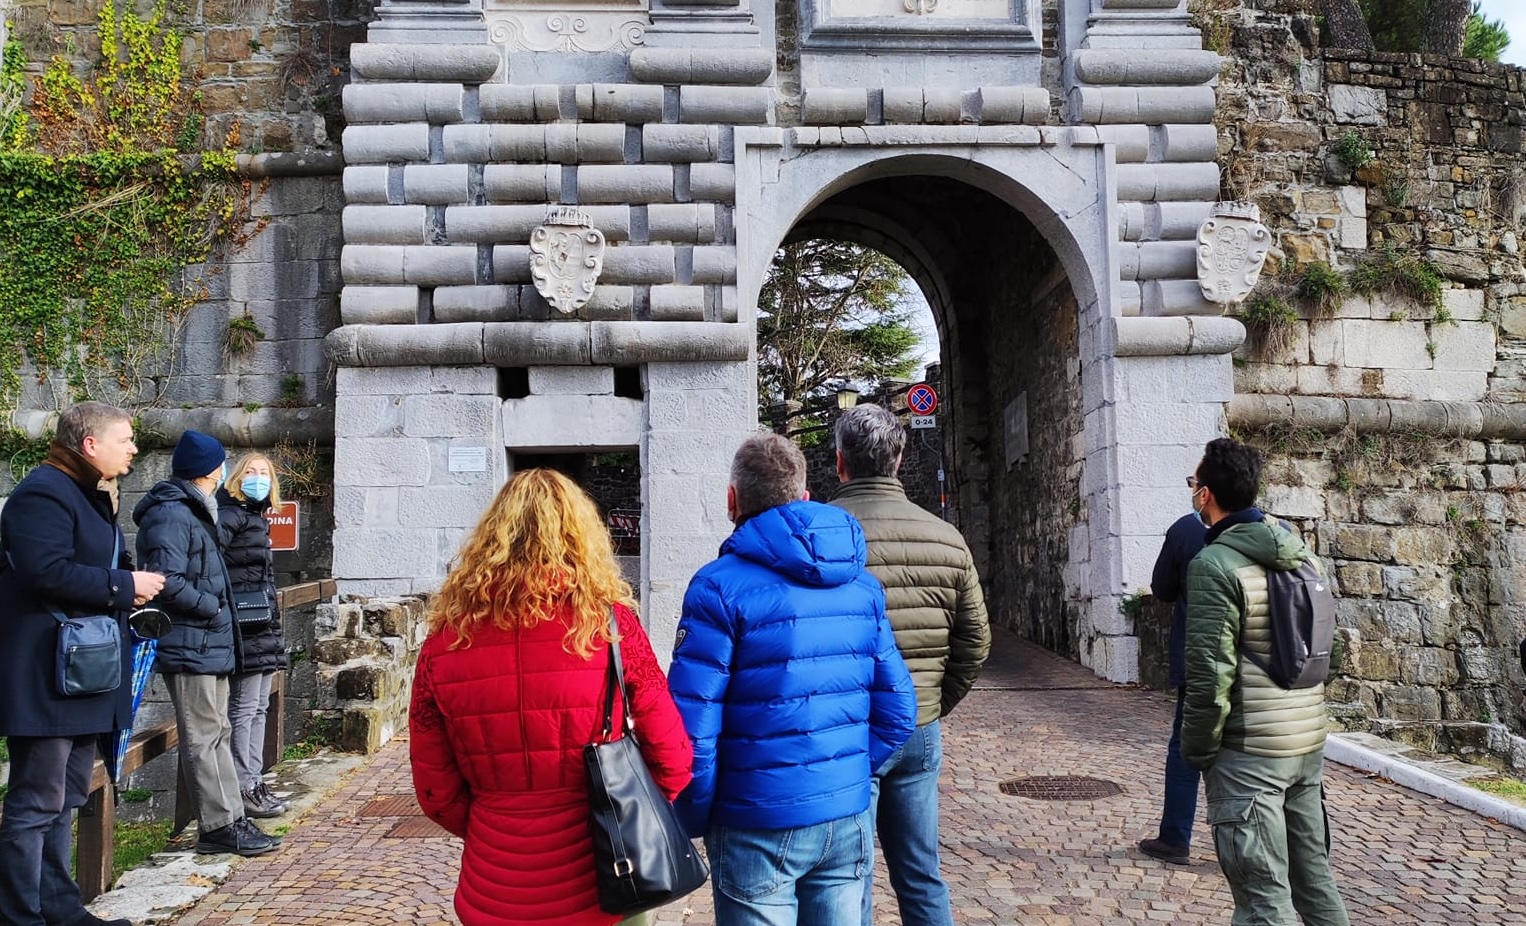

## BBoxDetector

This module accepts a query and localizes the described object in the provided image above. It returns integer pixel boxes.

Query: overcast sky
[1477,0,1524,66]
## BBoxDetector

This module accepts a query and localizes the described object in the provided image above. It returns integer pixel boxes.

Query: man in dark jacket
[1137,508,1207,866]
[829,403,990,926]
[0,401,163,926]
[133,430,278,858]
[669,432,916,924]
[1181,438,1348,925]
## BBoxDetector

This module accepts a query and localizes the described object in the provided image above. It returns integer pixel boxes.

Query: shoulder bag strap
[13,526,121,626]
[599,605,637,741]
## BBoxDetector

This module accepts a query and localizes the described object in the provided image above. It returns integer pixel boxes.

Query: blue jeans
[0,735,97,926]
[705,810,871,926]
[862,720,952,926]
[1159,687,1202,847]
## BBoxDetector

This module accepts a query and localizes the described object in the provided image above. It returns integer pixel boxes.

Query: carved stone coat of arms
[1196,201,1271,309]
[530,206,607,314]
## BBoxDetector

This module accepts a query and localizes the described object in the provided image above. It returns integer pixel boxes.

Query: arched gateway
[329,0,1247,678]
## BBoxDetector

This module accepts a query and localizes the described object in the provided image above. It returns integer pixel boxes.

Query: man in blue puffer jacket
[669,432,917,926]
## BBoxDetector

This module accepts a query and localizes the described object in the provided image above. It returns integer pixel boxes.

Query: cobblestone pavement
[169,631,1526,925]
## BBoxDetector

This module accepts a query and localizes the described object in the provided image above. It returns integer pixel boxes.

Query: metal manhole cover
[998,775,1123,801]
[385,817,454,839]
[357,794,422,817]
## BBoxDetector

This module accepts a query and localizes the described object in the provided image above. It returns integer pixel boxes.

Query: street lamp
[836,387,860,410]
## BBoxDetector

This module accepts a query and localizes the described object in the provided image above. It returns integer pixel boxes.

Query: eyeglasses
[1185,476,1201,489]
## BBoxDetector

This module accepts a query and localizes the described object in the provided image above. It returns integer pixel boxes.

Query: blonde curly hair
[428,468,637,657]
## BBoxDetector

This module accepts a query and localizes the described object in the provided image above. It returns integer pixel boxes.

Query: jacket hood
[723,500,867,588]
[132,478,215,526]
[1211,516,1309,570]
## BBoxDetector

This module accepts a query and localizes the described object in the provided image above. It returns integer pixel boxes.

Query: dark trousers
[1159,686,1203,847]
[0,734,97,926]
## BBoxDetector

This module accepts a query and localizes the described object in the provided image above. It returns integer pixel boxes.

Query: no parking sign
[907,383,938,416]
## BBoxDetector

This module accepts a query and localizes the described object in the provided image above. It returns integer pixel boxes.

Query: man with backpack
[1180,438,1349,926]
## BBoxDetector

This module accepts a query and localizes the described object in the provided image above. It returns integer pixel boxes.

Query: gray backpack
[1244,558,1335,689]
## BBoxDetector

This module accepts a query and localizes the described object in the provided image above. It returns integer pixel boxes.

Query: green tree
[757,240,921,417]
[1463,2,1510,60]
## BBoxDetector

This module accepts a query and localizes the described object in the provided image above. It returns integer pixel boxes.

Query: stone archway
[775,175,1079,652]
[328,0,1248,681]
[737,143,1107,659]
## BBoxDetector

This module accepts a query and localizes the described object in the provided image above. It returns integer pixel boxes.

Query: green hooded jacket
[1181,515,1329,770]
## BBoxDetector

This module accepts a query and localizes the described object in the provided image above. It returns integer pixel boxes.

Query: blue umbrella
[113,608,170,788]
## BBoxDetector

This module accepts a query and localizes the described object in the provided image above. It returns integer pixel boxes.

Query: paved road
[170,632,1526,925]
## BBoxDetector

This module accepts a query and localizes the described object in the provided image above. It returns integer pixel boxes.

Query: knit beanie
[171,430,226,479]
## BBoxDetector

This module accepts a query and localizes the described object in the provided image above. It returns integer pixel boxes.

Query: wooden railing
[76,579,336,901]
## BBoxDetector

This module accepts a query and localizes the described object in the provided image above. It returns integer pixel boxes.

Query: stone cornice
[323,321,752,367]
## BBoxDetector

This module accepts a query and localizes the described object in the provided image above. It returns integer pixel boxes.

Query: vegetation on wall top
[0,0,255,420]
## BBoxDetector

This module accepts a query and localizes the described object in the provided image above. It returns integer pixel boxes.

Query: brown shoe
[1138,837,1190,865]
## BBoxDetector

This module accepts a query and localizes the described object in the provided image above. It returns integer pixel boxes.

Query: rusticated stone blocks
[309,596,428,755]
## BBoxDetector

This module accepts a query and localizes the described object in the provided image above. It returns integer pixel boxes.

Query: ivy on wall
[0,0,254,419]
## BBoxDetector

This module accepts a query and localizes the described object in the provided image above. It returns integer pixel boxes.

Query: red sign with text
[264,502,300,552]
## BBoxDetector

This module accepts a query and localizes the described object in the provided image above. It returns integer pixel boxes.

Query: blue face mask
[241,475,272,502]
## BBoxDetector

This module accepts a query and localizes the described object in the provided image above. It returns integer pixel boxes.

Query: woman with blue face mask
[216,453,290,820]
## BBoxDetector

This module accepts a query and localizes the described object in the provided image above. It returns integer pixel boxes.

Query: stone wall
[3,0,364,153]
[2,0,346,587]
[310,595,427,752]
[1205,1,1526,769]
[981,214,1086,660]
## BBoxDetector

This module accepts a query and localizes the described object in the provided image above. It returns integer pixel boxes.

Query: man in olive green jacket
[1181,438,1349,926]
[831,403,991,926]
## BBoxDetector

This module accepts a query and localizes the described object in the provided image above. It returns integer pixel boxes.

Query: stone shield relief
[1196,202,1271,308]
[529,207,606,314]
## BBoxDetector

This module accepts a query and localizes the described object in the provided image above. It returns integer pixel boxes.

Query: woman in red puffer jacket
[409,468,693,926]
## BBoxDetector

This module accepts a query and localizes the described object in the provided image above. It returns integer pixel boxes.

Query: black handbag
[231,589,272,629]
[585,608,708,916]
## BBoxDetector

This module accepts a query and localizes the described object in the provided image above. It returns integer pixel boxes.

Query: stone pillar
[1072,314,1244,682]
[1063,0,1224,320]
[642,361,756,656]
[331,367,507,597]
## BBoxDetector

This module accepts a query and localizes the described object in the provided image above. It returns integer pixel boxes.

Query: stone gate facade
[327,0,1245,672]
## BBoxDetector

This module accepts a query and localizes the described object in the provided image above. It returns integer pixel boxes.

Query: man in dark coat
[0,402,164,926]
[133,430,278,858]
[1137,507,1208,865]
